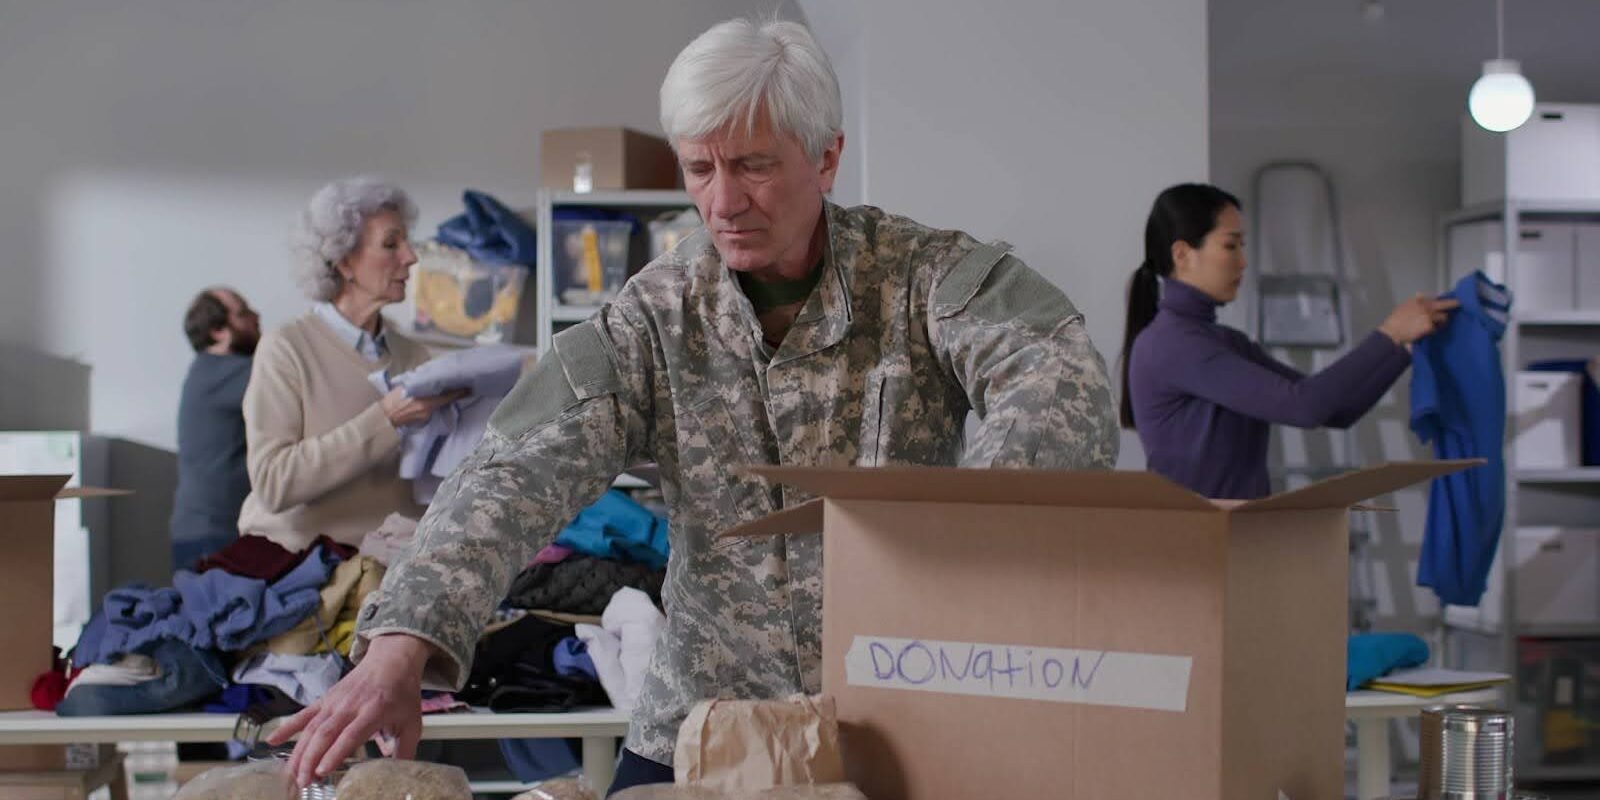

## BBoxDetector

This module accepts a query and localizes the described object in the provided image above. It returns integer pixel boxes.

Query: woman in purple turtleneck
[1120,184,1457,500]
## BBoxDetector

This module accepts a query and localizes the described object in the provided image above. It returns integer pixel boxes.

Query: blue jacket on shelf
[1410,271,1511,607]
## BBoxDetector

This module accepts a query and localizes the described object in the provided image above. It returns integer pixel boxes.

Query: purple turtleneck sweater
[1128,279,1412,499]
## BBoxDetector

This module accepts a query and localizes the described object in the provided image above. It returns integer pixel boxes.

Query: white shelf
[548,190,692,207]
[1443,198,1600,225]
[398,325,538,354]
[1444,618,1600,638]
[1515,762,1600,782]
[1516,468,1600,484]
[1517,310,1600,326]
[551,305,601,323]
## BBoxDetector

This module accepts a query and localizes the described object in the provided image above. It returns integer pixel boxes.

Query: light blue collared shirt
[313,303,389,362]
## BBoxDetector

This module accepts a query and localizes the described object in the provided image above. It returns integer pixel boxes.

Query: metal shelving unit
[533,189,694,352]
[1437,196,1600,777]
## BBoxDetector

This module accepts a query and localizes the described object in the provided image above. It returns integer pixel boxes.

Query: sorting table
[1345,686,1505,800]
[0,706,630,794]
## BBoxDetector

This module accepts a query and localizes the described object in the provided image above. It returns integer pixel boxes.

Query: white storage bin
[1578,222,1600,310]
[1463,103,1600,206]
[1462,527,1600,628]
[1514,371,1583,469]
[1512,222,1577,311]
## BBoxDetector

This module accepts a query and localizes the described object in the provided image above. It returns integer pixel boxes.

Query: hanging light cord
[1496,0,1505,59]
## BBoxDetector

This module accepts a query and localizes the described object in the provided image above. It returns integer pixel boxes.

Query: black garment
[606,749,675,796]
[460,614,605,712]
[504,555,664,615]
[171,353,253,567]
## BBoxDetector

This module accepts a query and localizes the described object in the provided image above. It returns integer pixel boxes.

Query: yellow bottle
[580,225,604,295]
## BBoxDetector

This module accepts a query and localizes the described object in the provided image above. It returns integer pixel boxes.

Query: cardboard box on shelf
[540,127,680,192]
[0,475,128,773]
[724,460,1475,800]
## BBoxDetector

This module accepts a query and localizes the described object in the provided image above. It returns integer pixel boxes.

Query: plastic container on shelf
[648,208,702,261]
[412,241,528,344]
[552,218,633,306]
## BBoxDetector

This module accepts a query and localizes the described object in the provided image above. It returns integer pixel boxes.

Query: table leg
[1355,717,1392,800]
[582,735,617,795]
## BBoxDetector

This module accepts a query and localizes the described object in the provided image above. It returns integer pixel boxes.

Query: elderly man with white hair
[275,18,1119,793]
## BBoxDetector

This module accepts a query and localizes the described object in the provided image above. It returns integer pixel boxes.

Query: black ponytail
[1119,183,1242,429]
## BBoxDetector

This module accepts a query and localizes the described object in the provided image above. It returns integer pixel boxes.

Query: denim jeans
[56,639,228,716]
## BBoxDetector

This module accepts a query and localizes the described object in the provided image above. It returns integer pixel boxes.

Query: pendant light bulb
[1469,58,1536,133]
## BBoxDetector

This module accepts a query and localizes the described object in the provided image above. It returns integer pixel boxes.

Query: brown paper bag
[674,694,846,791]
[613,785,867,800]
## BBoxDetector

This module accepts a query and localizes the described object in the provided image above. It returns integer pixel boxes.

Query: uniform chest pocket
[681,396,775,553]
[860,372,915,466]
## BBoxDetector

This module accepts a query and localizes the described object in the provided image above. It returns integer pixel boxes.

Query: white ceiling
[1211,0,1600,130]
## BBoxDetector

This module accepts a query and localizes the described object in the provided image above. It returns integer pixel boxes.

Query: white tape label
[845,636,1192,712]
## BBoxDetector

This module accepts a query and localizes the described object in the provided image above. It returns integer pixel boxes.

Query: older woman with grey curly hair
[236,176,463,553]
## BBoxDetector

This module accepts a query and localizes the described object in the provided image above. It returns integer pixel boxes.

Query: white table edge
[0,707,630,793]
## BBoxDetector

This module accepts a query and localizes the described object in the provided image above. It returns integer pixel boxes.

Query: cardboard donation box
[725,461,1475,800]
[0,475,127,772]
[541,127,680,192]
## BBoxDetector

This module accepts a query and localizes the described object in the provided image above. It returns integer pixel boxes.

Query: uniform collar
[772,202,853,366]
[703,201,854,367]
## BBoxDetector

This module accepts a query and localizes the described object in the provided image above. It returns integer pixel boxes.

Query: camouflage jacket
[354,203,1119,763]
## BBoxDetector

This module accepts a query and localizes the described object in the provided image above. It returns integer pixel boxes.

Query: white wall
[0,0,762,451]
[805,0,1210,468]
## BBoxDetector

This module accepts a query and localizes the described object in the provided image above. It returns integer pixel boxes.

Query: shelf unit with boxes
[1437,198,1600,780]
[1434,99,1600,781]
[532,189,696,352]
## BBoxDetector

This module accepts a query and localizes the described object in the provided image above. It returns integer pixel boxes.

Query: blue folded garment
[1347,632,1429,690]
[555,490,670,569]
[436,190,538,266]
[73,545,336,665]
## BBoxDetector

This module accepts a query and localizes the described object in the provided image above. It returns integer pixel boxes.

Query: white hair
[292,176,417,301]
[659,18,841,161]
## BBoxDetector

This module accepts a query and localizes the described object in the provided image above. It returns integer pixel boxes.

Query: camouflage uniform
[353,202,1119,763]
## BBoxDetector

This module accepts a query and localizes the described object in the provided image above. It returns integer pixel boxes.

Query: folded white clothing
[66,654,161,695]
[575,587,664,713]
[231,652,344,707]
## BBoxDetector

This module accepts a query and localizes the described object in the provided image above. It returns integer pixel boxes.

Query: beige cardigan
[236,311,431,552]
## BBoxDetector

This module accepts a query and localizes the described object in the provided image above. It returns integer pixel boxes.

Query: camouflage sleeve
[350,301,654,689]
[928,243,1120,470]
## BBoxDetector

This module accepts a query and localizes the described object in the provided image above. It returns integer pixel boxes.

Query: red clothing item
[192,534,357,581]
[30,649,81,711]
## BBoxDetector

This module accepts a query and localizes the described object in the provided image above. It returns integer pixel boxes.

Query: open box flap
[743,465,1217,512]
[0,475,71,502]
[1231,459,1483,513]
[720,498,825,539]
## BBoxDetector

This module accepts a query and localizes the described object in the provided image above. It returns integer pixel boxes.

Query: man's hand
[381,387,470,428]
[268,634,431,787]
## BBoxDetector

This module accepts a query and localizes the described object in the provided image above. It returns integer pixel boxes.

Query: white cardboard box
[1463,103,1600,206]
[1578,223,1600,310]
[1453,527,1600,629]
[1514,371,1583,469]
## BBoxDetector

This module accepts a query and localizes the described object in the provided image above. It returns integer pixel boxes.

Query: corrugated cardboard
[0,475,128,773]
[540,127,680,191]
[724,460,1477,799]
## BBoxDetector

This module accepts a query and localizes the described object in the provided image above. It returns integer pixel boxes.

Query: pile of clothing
[499,489,668,712]
[43,533,385,723]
